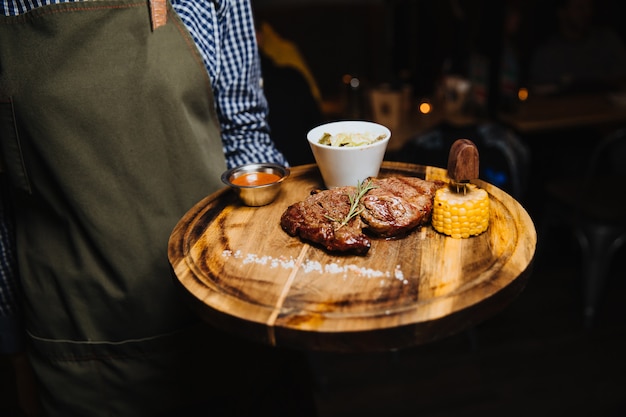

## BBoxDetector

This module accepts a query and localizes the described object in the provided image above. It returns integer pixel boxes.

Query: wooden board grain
[168,162,536,352]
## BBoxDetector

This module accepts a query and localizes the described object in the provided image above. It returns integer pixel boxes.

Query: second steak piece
[361,177,444,238]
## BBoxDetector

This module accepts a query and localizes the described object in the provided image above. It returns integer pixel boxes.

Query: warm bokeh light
[518,87,529,101]
[342,74,360,89]
[419,101,432,114]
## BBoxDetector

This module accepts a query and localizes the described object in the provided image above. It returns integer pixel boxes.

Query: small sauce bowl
[221,163,290,206]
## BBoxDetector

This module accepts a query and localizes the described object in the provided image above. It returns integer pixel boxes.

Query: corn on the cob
[432,183,489,239]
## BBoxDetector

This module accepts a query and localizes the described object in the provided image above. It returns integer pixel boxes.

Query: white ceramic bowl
[307,120,391,189]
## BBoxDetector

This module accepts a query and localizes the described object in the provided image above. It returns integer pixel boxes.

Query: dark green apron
[0,1,230,415]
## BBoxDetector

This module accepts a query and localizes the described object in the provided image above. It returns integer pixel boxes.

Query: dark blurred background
[251,1,626,416]
[253,0,626,108]
[2,1,625,416]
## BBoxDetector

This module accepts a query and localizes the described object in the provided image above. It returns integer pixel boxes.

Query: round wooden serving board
[168,162,536,352]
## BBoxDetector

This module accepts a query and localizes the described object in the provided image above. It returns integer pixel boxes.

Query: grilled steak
[280,176,443,254]
[280,186,371,254]
[362,177,443,237]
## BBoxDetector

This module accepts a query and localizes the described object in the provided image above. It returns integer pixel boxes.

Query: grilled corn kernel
[432,184,489,239]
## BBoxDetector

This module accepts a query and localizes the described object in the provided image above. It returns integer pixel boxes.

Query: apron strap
[149,0,167,30]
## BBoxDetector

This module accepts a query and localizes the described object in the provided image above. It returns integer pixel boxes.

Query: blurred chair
[542,127,626,328]
[387,121,531,200]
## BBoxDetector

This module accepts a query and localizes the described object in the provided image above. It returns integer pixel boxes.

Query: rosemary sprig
[325,179,377,229]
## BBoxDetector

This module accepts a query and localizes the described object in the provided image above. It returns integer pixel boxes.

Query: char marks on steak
[280,177,444,254]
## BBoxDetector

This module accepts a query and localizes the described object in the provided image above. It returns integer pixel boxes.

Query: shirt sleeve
[0,179,24,354]
[171,0,289,169]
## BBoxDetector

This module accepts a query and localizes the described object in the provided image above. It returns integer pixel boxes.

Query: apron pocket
[0,97,32,193]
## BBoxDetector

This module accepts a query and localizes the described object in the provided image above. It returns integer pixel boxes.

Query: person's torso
[0,0,227,343]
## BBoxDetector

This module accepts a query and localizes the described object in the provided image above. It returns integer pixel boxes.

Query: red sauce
[231,172,281,186]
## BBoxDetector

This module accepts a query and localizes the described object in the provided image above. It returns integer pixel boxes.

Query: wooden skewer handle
[447,139,479,182]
